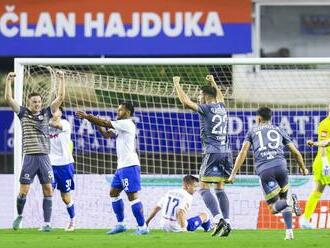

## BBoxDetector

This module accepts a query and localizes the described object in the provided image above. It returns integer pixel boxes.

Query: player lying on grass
[146,175,211,232]
[76,102,149,235]
[5,71,65,232]
[49,107,76,231]
[300,104,330,229]
[174,75,232,237]
[227,107,309,240]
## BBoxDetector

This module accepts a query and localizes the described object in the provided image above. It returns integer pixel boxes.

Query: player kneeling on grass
[146,175,211,232]
[227,107,309,240]
[49,107,76,231]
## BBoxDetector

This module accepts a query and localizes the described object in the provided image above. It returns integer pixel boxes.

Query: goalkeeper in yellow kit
[300,104,330,228]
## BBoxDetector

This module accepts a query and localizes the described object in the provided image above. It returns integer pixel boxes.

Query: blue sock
[282,207,293,229]
[131,199,145,227]
[201,219,211,231]
[112,197,124,222]
[66,202,75,219]
[274,199,288,213]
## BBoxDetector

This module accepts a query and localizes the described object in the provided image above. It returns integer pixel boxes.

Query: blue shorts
[259,165,289,204]
[200,153,233,183]
[52,163,75,193]
[186,216,202,231]
[111,165,141,193]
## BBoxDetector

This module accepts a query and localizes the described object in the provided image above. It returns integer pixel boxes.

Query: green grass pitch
[0,229,329,248]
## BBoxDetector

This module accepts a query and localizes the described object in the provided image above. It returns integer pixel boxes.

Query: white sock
[213,214,222,223]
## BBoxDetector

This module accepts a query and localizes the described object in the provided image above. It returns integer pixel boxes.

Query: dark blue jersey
[198,103,230,154]
[244,123,292,174]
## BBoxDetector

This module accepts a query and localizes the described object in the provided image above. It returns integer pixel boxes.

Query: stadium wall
[1,174,330,229]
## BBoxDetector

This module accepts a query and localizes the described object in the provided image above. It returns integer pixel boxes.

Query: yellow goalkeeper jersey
[313,116,330,184]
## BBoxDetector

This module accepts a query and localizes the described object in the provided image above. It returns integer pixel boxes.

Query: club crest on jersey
[321,131,328,137]
[38,115,44,120]
[268,181,276,188]
[212,166,219,172]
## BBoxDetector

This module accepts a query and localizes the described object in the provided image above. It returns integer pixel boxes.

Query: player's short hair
[28,92,41,99]
[120,102,134,116]
[256,107,272,121]
[200,85,217,98]
[183,175,199,185]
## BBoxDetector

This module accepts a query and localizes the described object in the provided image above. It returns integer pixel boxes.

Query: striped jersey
[17,106,52,154]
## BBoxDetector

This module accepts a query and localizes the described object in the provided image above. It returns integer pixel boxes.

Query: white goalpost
[13,57,330,229]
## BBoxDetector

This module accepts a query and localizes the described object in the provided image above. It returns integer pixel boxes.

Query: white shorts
[160,219,187,232]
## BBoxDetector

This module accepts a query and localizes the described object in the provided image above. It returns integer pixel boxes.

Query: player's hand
[205,75,215,82]
[319,140,328,147]
[306,140,314,147]
[173,76,180,84]
[6,72,16,82]
[56,70,65,77]
[76,111,87,119]
[226,175,235,184]
[299,167,309,176]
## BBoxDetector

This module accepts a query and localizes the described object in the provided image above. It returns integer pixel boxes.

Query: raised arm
[50,70,65,114]
[76,111,114,128]
[4,72,20,113]
[227,141,251,183]
[287,143,309,175]
[173,76,198,111]
[205,75,224,103]
[145,206,161,227]
[49,119,63,130]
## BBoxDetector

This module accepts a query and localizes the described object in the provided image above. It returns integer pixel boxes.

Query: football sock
[199,189,220,217]
[215,189,230,219]
[131,199,145,227]
[282,207,293,229]
[304,191,322,219]
[17,194,26,216]
[66,201,75,219]
[201,219,211,231]
[111,197,124,223]
[43,196,52,223]
[273,199,288,212]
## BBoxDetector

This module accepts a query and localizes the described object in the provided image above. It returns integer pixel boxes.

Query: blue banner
[0,0,252,56]
[0,109,325,153]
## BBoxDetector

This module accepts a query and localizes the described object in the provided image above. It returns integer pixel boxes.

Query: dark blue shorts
[199,153,233,183]
[259,165,289,203]
[186,216,203,231]
[52,163,75,193]
[20,154,53,185]
[111,165,141,193]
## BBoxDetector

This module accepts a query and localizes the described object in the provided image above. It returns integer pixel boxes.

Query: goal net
[14,58,330,229]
